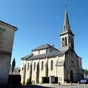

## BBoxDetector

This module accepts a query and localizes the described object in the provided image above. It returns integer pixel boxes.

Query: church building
[20,9,82,84]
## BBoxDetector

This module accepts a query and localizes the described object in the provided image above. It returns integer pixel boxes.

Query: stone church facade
[20,9,82,84]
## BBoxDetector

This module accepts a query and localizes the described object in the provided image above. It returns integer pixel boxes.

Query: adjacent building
[20,9,82,84]
[0,21,17,85]
[9,67,20,75]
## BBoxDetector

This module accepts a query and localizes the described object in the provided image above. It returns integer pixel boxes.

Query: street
[22,84,88,88]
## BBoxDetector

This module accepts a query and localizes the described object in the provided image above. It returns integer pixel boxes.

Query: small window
[51,60,53,70]
[65,37,67,46]
[41,61,44,70]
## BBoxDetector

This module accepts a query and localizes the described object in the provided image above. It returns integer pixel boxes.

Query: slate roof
[21,44,64,61]
[21,53,33,60]
[60,9,74,36]
[32,43,58,51]
[25,51,64,61]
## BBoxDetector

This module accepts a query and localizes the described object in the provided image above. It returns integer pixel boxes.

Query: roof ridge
[32,43,57,51]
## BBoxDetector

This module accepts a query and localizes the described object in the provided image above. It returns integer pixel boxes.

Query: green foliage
[26,78,32,85]
[82,69,88,75]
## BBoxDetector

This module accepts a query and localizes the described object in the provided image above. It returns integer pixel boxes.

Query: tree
[12,58,16,72]
[82,69,88,75]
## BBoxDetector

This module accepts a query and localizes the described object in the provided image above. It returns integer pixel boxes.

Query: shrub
[26,78,32,85]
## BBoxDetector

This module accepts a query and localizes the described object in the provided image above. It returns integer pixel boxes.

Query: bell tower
[60,8,74,51]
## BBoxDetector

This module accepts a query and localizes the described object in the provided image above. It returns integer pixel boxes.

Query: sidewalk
[36,83,88,87]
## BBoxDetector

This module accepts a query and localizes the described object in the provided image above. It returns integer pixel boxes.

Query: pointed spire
[63,0,71,32]
[60,9,74,36]
[63,9,71,32]
[60,0,74,36]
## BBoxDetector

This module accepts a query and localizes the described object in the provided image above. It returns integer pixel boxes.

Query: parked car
[80,78,88,84]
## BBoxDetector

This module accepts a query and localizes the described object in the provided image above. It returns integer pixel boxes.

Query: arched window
[22,67,23,71]
[27,63,29,70]
[65,37,67,46]
[41,61,44,70]
[51,60,53,70]
[62,38,65,47]
[34,62,36,70]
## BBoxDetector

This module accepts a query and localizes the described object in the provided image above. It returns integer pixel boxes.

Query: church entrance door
[70,70,73,83]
